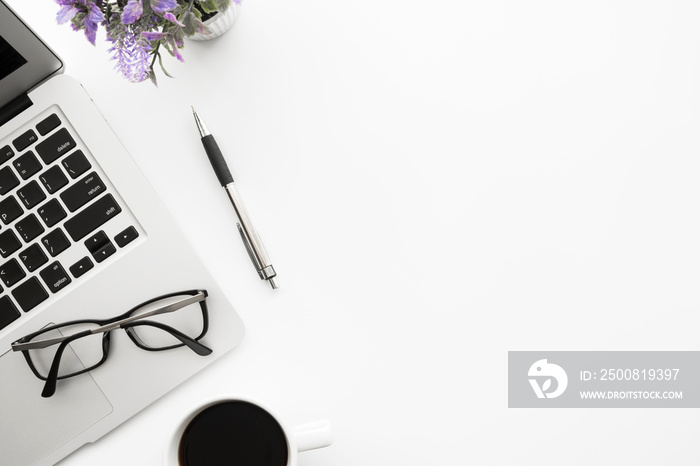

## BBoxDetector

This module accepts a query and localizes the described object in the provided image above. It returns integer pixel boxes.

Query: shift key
[64,194,122,241]
[60,172,106,212]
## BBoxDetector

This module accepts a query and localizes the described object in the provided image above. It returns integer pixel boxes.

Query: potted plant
[55,0,241,84]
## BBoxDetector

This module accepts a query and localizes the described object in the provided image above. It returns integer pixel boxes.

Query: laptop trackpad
[0,336,113,465]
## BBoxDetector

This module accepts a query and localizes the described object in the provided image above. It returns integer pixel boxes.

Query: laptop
[0,2,245,464]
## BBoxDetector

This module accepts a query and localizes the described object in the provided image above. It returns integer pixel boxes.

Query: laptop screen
[0,1,63,110]
[0,35,28,81]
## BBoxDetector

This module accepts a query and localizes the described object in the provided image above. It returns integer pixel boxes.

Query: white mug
[163,394,333,466]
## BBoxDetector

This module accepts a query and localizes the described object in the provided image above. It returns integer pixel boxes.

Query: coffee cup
[163,394,333,466]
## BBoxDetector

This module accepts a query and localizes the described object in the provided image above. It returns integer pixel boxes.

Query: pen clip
[237,223,263,275]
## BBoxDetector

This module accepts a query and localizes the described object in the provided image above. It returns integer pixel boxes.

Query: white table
[7,1,700,464]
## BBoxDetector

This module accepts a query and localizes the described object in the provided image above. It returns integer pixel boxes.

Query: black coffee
[178,401,289,466]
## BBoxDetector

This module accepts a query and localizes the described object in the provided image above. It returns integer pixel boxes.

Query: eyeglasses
[11,289,212,398]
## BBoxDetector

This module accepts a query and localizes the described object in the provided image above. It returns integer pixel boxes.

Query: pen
[192,107,279,290]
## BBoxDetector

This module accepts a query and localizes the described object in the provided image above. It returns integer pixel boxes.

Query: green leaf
[157,53,175,78]
[162,41,175,58]
[149,69,158,87]
[71,13,86,31]
[180,10,198,36]
[172,28,185,43]
[197,0,219,14]
[215,0,231,12]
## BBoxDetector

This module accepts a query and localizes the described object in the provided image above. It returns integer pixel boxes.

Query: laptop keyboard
[0,110,141,332]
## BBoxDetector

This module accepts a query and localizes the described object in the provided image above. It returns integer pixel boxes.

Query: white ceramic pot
[188,3,241,41]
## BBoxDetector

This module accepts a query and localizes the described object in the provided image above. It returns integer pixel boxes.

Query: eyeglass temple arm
[11,327,95,351]
[95,291,207,333]
[11,291,207,352]
[41,335,88,398]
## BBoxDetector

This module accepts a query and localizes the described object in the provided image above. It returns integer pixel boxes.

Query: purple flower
[83,3,104,45]
[142,31,168,41]
[162,12,184,27]
[151,0,177,14]
[109,27,153,83]
[121,0,143,25]
[58,0,86,31]
[171,42,184,62]
[56,4,78,24]
[55,0,104,45]
[55,0,244,84]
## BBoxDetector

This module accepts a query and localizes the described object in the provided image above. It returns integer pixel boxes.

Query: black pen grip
[201,134,234,186]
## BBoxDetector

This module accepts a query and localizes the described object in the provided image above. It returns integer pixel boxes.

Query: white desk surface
[6,1,700,464]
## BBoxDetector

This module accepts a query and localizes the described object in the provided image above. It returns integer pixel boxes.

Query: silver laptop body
[0,2,245,464]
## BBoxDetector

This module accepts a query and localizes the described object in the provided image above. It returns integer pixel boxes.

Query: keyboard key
[64,194,121,241]
[0,166,19,195]
[85,230,108,253]
[0,197,23,225]
[39,165,69,194]
[17,180,47,209]
[60,172,106,212]
[37,199,67,228]
[0,230,21,258]
[12,277,48,312]
[92,242,116,263]
[12,129,38,152]
[115,226,139,248]
[15,214,44,242]
[0,258,26,288]
[62,150,91,179]
[35,128,75,164]
[39,261,71,294]
[19,243,48,272]
[0,296,20,330]
[36,114,61,136]
[0,145,13,164]
[41,228,71,257]
[69,256,93,278]
[13,151,41,180]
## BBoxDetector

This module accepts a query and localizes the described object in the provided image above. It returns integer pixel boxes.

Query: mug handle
[293,420,334,452]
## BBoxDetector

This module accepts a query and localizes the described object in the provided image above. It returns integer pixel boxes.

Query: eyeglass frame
[11,289,212,398]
